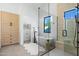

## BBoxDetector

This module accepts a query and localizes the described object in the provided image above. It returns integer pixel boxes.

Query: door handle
[73,38,77,48]
[10,22,12,26]
[73,26,79,48]
[73,26,77,48]
[62,30,67,37]
[73,39,79,48]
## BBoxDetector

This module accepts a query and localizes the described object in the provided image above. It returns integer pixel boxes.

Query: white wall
[39,3,57,16]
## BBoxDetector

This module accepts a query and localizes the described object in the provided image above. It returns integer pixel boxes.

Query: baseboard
[1,43,19,47]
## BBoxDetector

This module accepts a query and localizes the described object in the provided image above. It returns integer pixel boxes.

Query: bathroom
[0,3,78,56]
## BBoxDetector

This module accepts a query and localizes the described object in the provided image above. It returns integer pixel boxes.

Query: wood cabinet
[0,11,19,46]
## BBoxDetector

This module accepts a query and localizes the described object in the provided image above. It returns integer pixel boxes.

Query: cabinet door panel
[1,12,19,46]
[1,12,11,46]
[10,14,19,44]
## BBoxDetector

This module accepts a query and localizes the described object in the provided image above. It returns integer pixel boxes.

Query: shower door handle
[73,27,77,48]
[62,30,67,37]
[73,39,79,48]
[73,27,79,48]
[73,38,77,48]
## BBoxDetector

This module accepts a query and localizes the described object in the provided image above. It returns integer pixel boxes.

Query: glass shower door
[64,8,78,56]
[64,19,77,56]
[38,7,56,56]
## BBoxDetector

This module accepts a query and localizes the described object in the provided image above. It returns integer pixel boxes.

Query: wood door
[9,13,19,44]
[1,12,11,46]
[1,12,19,46]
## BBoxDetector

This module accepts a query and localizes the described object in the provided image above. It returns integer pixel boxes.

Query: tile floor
[0,44,30,56]
[43,48,72,56]
[0,44,73,56]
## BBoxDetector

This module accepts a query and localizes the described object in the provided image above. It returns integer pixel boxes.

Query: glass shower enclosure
[38,7,56,56]
[64,7,79,56]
